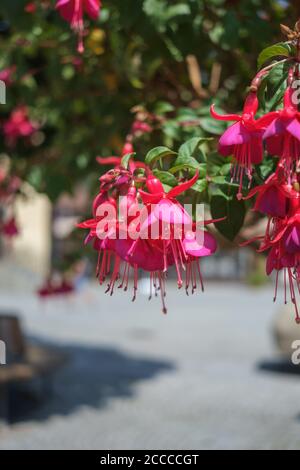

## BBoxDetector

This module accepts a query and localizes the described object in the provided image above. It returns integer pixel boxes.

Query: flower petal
[84,0,101,20]
[167,170,199,198]
[286,118,300,141]
[154,199,192,225]
[219,122,250,147]
[183,230,217,258]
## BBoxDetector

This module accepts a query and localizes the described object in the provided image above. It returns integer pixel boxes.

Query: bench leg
[0,385,9,426]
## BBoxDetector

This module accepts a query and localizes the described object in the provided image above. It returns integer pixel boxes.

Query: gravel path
[0,276,299,450]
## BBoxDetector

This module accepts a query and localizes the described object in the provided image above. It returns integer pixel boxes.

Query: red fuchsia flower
[125,171,220,298]
[0,66,16,86]
[241,194,300,323]
[257,196,300,323]
[1,216,18,238]
[37,278,75,298]
[24,2,37,13]
[211,92,274,198]
[3,106,37,147]
[56,0,101,53]
[132,120,153,136]
[96,143,147,180]
[138,172,199,287]
[263,87,300,177]
[121,141,134,156]
[78,154,220,313]
[243,166,299,218]
[182,225,218,293]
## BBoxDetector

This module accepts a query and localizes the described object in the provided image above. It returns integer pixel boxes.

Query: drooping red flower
[244,167,298,218]
[37,278,75,298]
[3,106,37,147]
[264,219,300,322]
[25,2,37,13]
[0,66,16,86]
[263,87,300,175]
[211,92,275,197]
[56,0,101,53]
[251,196,300,323]
[2,217,19,238]
[132,120,153,136]
[78,155,219,313]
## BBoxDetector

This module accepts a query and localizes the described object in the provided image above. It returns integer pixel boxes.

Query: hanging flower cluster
[56,0,102,53]
[211,29,300,321]
[78,145,219,313]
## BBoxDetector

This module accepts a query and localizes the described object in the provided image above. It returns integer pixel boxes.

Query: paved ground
[0,270,300,450]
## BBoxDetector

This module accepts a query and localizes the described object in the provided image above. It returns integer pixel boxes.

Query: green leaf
[257,76,268,110]
[255,158,275,181]
[219,163,232,176]
[266,60,289,96]
[209,186,231,200]
[169,164,198,174]
[174,153,200,170]
[199,117,227,135]
[210,175,228,184]
[178,137,211,162]
[153,169,178,187]
[121,152,135,169]
[145,146,177,168]
[207,151,230,177]
[267,85,285,111]
[210,194,245,241]
[166,4,190,20]
[191,179,208,193]
[257,43,291,69]
[153,101,175,115]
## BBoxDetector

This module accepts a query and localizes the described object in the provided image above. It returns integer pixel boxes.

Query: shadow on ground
[257,359,300,376]
[7,338,175,423]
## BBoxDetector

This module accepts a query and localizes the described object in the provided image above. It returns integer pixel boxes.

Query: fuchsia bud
[122,142,134,156]
[146,174,164,194]
[132,121,152,135]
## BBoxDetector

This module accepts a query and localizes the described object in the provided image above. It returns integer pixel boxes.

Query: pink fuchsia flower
[56,0,101,53]
[182,227,217,293]
[256,197,300,323]
[3,106,37,147]
[138,170,211,290]
[263,87,300,174]
[132,120,153,136]
[78,156,220,313]
[24,2,37,13]
[211,92,274,198]
[244,168,298,218]
[265,239,300,323]
[0,66,16,86]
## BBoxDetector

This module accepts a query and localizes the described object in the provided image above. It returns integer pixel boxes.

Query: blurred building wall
[13,186,52,276]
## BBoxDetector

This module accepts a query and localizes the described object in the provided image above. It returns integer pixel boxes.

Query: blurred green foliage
[0,0,299,251]
[0,0,296,198]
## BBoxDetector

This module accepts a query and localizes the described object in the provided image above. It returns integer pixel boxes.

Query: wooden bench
[0,315,67,423]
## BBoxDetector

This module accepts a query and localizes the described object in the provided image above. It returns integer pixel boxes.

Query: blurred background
[0,0,300,450]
